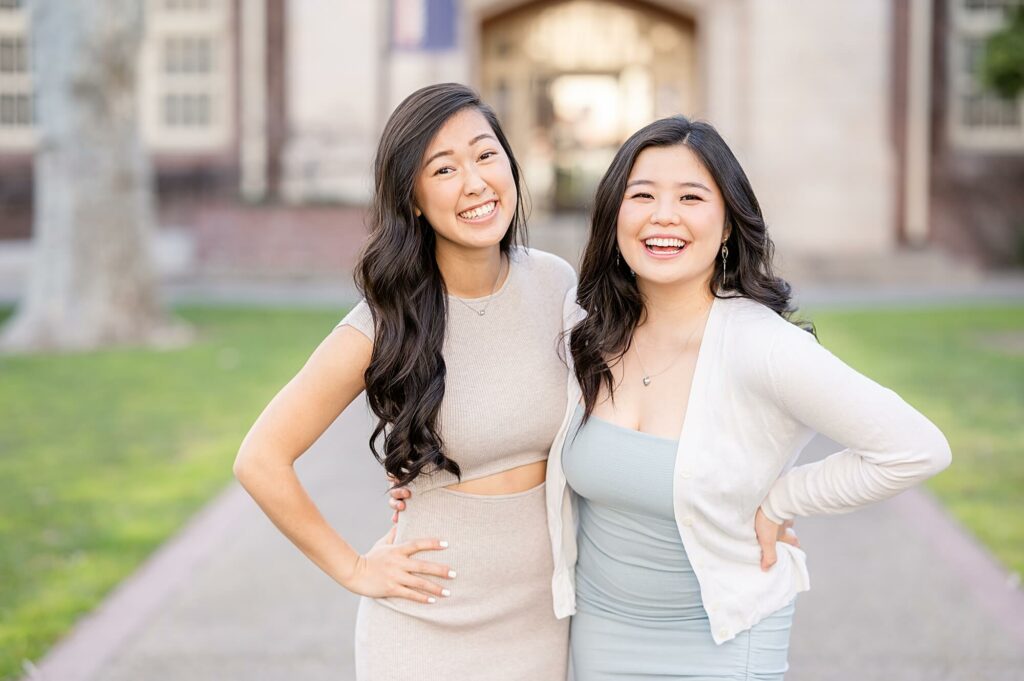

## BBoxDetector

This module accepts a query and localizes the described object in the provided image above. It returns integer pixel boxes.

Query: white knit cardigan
[544,289,952,644]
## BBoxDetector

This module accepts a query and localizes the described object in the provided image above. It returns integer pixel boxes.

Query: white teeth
[644,237,686,248]
[459,201,497,220]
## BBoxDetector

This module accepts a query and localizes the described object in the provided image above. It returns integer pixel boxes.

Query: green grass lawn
[0,305,344,681]
[806,305,1024,578]
[0,303,1020,680]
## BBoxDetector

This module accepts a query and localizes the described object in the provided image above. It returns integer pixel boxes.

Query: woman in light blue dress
[553,115,949,679]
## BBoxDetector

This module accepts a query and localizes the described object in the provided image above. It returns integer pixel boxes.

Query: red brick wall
[183,201,369,277]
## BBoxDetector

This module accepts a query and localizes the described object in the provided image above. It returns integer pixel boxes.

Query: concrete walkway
[20,393,1024,681]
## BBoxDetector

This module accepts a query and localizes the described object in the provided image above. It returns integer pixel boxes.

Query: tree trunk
[1,0,191,353]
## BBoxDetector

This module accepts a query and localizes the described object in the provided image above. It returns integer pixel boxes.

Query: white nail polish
[441,589,451,597]
[428,597,437,604]
[439,540,449,548]
[448,570,457,578]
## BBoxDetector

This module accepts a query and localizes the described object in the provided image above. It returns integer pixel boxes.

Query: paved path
[23,400,388,681]
[21,393,1024,681]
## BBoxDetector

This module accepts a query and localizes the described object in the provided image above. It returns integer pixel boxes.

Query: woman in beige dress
[232,83,576,680]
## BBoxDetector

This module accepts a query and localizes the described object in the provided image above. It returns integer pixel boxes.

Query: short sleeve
[335,299,375,342]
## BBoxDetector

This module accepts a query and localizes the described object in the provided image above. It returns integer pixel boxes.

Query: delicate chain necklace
[632,307,707,387]
[451,257,505,317]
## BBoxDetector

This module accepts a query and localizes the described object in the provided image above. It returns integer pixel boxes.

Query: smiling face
[413,107,517,257]
[617,143,728,290]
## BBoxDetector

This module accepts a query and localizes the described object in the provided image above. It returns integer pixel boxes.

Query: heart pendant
[642,376,651,386]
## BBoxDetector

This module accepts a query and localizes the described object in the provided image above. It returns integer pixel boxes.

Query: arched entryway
[479,0,698,212]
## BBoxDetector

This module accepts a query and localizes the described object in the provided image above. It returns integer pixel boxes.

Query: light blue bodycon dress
[562,405,795,681]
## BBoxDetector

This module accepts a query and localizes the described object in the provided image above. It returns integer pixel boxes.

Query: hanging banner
[392,0,456,51]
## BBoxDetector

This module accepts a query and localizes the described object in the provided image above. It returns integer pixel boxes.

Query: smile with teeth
[458,201,497,220]
[644,237,687,254]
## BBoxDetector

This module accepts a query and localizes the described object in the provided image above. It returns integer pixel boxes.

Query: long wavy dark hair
[571,115,810,421]
[355,83,527,488]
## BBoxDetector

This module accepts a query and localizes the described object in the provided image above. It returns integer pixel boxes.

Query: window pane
[163,0,214,11]
[180,37,193,73]
[0,38,13,73]
[182,93,195,125]
[15,91,28,124]
[164,94,180,126]
[0,37,24,74]
[963,93,1020,128]
[964,0,1023,11]
[196,92,210,125]
[164,38,179,74]
[964,39,983,77]
[0,93,14,125]
[197,38,211,73]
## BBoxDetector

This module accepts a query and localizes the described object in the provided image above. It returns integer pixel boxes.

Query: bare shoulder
[278,322,373,421]
[316,323,373,390]
[236,323,373,468]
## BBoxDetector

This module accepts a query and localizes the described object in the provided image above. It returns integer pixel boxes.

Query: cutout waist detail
[443,458,547,495]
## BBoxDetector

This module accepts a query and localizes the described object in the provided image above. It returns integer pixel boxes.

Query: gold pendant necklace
[452,257,505,317]
[632,310,706,387]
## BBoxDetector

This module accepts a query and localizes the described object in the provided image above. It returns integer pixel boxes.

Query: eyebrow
[624,180,712,192]
[423,134,499,167]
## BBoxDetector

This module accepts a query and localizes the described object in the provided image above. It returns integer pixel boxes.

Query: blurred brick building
[0,0,1022,278]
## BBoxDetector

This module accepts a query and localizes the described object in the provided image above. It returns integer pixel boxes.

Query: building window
[0,0,234,153]
[0,0,32,149]
[949,0,1024,149]
[140,0,233,151]
[963,0,1019,10]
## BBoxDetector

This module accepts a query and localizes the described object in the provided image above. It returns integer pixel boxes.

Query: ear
[414,206,422,218]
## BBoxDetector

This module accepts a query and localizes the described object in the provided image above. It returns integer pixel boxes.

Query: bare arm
[233,325,453,603]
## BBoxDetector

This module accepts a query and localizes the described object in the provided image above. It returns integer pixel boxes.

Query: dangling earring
[720,242,729,272]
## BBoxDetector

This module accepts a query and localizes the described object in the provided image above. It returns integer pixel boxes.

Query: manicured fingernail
[441,589,451,597]
[439,540,449,548]
[448,570,457,578]
[428,597,437,604]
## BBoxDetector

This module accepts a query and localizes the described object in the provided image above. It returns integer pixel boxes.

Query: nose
[650,198,681,226]
[462,165,487,196]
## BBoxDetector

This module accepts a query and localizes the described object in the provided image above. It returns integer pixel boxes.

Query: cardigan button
[679,468,693,479]
[682,516,695,527]
[718,627,729,639]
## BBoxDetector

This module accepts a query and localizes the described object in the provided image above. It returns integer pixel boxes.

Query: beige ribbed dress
[337,248,575,681]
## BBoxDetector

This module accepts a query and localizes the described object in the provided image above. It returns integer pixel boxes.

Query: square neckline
[575,294,722,445]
